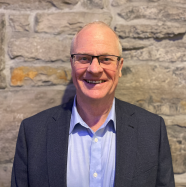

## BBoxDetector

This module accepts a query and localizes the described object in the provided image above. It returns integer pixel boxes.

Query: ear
[119,58,124,77]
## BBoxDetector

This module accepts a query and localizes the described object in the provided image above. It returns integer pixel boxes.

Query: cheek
[71,68,86,85]
[110,71,120,86]
[106,70,118,82]
[75,67,88,71]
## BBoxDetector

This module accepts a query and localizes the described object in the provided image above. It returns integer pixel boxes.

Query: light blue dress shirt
[67,97,116,187]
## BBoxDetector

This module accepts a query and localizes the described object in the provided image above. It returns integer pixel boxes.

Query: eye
[81,57,88,60]
[103,58,110,61]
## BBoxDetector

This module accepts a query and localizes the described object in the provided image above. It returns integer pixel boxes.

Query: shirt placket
[89,134,101,187]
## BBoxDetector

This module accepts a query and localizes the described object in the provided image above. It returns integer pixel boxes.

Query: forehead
[73,24,120,55]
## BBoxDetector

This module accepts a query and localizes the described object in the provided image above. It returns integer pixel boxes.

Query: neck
[76,95,114,132]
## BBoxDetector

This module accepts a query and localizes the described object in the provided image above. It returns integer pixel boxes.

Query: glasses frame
[71,54,121,65]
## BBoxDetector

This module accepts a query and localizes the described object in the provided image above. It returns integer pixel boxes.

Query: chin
[83,90,113,101]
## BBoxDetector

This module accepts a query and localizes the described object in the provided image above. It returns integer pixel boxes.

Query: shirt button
[93,172,97,177]
[94,138,98,142]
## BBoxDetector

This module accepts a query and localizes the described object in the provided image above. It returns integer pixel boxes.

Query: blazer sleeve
[11,120,29,187]
[156,117,175,187]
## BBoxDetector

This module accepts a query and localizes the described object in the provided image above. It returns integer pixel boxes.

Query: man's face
[70,24,123,102]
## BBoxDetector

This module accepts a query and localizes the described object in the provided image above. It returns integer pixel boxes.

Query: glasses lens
[99,55,118,69]
[74,54,91,64]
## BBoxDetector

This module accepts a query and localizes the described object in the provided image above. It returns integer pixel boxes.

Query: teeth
[86,80,105,84]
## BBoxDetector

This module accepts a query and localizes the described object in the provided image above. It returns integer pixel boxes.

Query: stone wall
[0,0,186,186]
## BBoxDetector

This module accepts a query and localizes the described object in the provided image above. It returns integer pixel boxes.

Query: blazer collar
[47,99,73,187]
[115,98,138,187]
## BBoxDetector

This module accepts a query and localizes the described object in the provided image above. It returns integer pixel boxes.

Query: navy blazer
[11,98,175,187]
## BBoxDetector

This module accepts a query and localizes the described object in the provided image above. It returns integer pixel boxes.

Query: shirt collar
[69,96,116,134]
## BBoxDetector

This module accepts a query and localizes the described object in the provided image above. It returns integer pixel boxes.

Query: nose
[87,57,103,74]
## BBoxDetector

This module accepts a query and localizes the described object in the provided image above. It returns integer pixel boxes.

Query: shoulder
[23,105,61,123]
[115,98,159,117]
[115,98,163,128]
[21,98,74,130]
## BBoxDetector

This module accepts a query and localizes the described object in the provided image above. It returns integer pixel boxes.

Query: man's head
[70,21,123,103]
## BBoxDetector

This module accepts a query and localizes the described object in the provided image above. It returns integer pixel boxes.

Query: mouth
[84,80,106,84]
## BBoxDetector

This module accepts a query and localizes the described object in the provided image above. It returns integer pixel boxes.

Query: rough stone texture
[0,164,12,187]
[0,14,6,89]
[112,0,186,6]
[0,14,5,71]
[118,5,186,22]
[118,64,186,96]
[120,39,151,50]
[35,12,112,35]
[176,184,186,187]
[8,37,72,62]
[0,0,79,10]
[175,173,186,187]
[0,72,6,89]
[123,41,186,62]
[9,14,30,32]
[115,24,186,39]
[111,0,128,7]
[167,0,186,3]
[82,0,105,9]
[167,125,186,174]
[11,66,72,87]
[48,0,80,9]
[116,64,186,116]
[162,115,186,127]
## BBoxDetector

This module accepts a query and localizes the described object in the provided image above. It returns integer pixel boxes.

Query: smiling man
[11,22,175,187]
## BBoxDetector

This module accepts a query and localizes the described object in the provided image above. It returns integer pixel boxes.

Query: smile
[85,80,106,84]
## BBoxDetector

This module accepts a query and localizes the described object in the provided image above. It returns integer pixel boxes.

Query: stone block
[111,0,128,7]
[82,0,105,9]
[120,38,152,50]
[9,14,30,32]
[162,115,186,127]
[168,0,186,3]
[123,41,186,62]
[0,14,5,71]
[176,184,186,187]
[0,72,6,89]
[0,88,76,164]
[115,24,186,39]
[118,5,186,22]
[112,0,186,7]
[115,64,186,116]
[47,0,79,9]
[167,125,186,174]
[175,173,186,187]
[11,66,72,87]
[8,36,72,62]
[118,64,186,96]
[0,164,12,187]
[0,0,79,10]
[35,12,112,35]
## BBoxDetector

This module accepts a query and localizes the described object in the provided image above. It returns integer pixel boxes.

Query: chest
[67,124,116,187]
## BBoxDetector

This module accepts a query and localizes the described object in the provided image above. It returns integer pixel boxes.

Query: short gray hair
[70,21,122,56]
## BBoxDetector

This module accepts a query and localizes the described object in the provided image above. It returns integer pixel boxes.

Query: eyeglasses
[71,54,121,69]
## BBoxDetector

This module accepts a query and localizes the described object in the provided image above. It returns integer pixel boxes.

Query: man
[11,22,175,187]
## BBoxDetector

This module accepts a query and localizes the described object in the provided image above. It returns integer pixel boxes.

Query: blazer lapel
[47,100,73,187]
[115,98,138,187]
